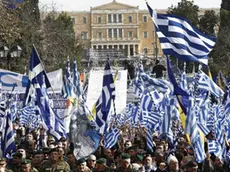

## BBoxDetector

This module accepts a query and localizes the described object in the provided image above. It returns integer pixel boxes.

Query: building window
[128,16,132,23]
[113,14,117,23]
[143,31,148,38]
[82,32,87,40]
[128,31,133,38]
[114,29,117,38]
[83,17,87,24]
[119,29,122,38]
[143,15,147,23]
[108,29,112,38]
[108,14,112,23]
[98,32,102,39]
[98,17,102,23]
[118,14,122,22]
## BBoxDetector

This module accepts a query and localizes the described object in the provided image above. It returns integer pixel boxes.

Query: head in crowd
[21,159,33,172]
[120,153,131,169]
[59,137,68,152]
[49,148,59,164]
[167,155,179,172]
[95,158,107,172]
[67,151,76,169]
[144,154,153,168]
[12,152,23,166]
[31,150,44,168]
[0,158,7,171]
[155,150,165,167]
[183,160,198,172]
[124,140,132,150]
[57,147,65,160]
[87,154,96,169]
[17,145,27,159]
[76,158,87,172]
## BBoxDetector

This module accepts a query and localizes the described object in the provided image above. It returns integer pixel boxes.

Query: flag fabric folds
[28,47,66,140]
[95,61,115,134]
[0,102,16,157]
[104,127,120,149]
[146,2,216,65]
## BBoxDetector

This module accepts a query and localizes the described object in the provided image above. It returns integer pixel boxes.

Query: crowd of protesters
[0,121,229,172]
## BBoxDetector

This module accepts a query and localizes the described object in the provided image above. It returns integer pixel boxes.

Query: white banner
[0,68,63,93]
[86,69,127,114]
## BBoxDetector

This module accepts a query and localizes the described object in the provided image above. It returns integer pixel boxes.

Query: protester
[87,155,96,170]
[151,59,166,78]
[21,159,38,172]
[39,148,70,171]
[0,158,12,172]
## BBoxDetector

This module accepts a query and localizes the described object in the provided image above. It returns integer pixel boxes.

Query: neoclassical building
[68,0,163,58]
[67,0,219,59]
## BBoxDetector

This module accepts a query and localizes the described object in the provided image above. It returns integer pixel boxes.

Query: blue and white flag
[28,46,66,140]
[23,47,51,106]
[73,57,82,97]
[95,61,115,134]
[104,127,120,149]
[1,104,16,157]
[146,128,154,152]
[147,2,216,65]
[19,106,42,128]
[197,71,224,98]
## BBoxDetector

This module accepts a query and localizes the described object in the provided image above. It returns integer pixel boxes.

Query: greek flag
[28,47,66,140]
[147,2,216,65]
[104,127,120,149]
[95,61,115,134]
[1,106,16,157]
[146,128,154,152]
[24,47,51,106]
[73,57,82,97]
[208,140,218,154]
[20,106,42,128]
[197,71,224,98]
[185,98,205,162]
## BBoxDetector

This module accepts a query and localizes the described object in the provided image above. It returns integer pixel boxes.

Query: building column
[117,45,120,50]
[128,44,130,57]
[112,45,114,49]
[96,45,98,49]
[133,44,136,55]
[101,45,104,49]
[107,45,109,49]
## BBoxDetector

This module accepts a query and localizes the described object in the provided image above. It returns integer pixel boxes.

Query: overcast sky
[39,0,221,11]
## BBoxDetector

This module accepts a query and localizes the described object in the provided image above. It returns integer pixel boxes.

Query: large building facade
[67,0,220,59]
[68,0,163,59]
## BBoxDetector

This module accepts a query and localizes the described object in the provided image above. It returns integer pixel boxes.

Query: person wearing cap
[132,154,143,171]
[116,153,138,172]
[75,158,91,172]
[0,158,12,172]
[31,150,44,169]
[39,148,70,172]
[9,152,23,172]
[93,158,113,172]
[126,146,138,163]
[21,159,38,172]
[87,155,96,170]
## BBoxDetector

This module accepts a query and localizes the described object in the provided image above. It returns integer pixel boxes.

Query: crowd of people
[0,122,229,172]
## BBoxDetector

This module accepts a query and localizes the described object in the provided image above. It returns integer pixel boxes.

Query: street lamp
[0,45,22,70]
